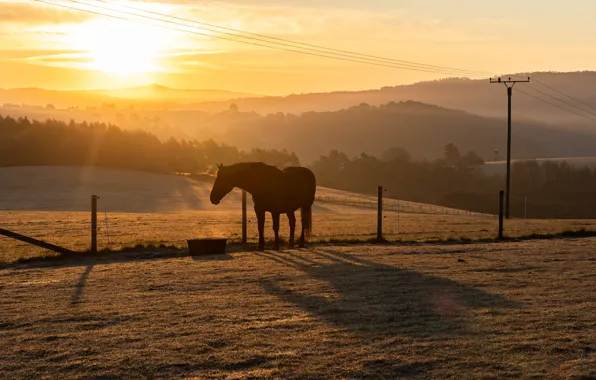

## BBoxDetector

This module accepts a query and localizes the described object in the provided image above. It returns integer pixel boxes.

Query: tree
[443,143,461,165]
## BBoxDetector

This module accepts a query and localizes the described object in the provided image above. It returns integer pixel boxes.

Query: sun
[71,19,172,76]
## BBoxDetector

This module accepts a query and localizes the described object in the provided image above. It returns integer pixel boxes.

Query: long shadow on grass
[70,263,93,305]
[258,248,520,339]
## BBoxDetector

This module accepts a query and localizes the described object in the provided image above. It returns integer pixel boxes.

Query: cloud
[2,48,92,70]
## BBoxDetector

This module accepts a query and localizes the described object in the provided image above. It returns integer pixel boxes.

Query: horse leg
[256,208,266,251]
[272,212,280,251]
[287,211,296,248]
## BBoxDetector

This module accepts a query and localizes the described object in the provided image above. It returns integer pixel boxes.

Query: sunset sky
[1,0,595,95]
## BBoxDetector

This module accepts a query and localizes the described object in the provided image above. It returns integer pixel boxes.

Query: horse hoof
[273,246,280,251]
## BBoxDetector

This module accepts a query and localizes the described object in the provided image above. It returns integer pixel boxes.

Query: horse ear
[217,163,223,169]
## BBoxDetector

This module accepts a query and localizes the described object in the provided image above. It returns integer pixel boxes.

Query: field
[2,166,596,378]
[3,166,596,264]
[1,238,595,378]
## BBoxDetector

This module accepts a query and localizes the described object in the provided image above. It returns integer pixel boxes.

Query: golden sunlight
[70,18,173,77]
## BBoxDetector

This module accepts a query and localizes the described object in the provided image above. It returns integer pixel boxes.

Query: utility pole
[490,76,530,219]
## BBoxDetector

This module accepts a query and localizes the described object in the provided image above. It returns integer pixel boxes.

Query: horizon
[0,70,581,97]
[2,1,596,95]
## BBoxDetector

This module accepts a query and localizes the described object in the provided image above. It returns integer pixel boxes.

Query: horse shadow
[257,248,520,339]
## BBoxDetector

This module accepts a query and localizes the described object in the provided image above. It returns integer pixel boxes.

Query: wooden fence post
[397,199,400,235]
[91,195,98,254]
[498,190,504,240]
[242,190,247,244]
[377,186,383,241]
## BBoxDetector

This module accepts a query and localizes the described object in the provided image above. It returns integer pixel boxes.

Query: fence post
[377,186,383,241]
[523,195,527,235]
[242,190,247,244]
[397,199,400,235]
[498,190,504,240]
[91,195,98,254]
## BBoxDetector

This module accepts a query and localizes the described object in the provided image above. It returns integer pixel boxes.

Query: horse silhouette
[210,162,316,251]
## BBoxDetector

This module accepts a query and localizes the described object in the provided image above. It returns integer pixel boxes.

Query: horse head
[210,163,235,205]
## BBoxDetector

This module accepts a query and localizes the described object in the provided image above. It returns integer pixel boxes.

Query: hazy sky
[1,0,595,94]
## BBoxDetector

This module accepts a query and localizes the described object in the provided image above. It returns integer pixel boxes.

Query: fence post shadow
[70,263,94,305]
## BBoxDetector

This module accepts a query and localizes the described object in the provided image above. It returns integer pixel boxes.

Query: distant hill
[186,71,596,126]
[205,101,596,163]
[94,84,260,103]
[3,71,595,128]
[4,99,596,164]
[0,84,259,109]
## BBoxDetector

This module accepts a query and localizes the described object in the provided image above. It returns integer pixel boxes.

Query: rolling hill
[0,84,259,109]
[185,71,596,126]
[2,71,596,165]
[206,101,596,163]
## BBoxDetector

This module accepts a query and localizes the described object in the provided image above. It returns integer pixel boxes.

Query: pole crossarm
[489,77,531,85]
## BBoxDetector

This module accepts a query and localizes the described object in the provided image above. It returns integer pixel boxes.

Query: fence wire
[3,187,596,263]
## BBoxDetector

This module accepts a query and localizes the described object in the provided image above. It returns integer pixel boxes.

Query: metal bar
[0,228,74,254]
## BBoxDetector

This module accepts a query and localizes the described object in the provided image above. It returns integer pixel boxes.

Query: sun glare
[70,19,172,77]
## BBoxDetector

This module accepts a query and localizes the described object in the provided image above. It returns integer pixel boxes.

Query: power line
[88,0,494,78]
[33,0,596,125]
[517,88,596,123]
[521,84,596,118]
[32,0,491,78]
[531,78,596,113]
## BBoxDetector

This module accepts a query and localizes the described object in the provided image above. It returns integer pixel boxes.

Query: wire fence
[3,188,596,263]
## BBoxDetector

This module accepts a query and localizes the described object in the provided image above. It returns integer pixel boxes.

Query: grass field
[1,238,595,378]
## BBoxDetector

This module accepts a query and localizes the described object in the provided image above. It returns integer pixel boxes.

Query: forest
[0,115,299,173]
[310,145,596,218]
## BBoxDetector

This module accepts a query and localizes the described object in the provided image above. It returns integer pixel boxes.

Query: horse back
[282,166,316,202]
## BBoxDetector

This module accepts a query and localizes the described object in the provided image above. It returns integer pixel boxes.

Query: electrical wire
[32,0,492,78]
[87,0,494,78]
[532,78,596,112]
[517,88,596,123]
[521,84,596,118]
[30,1,596,124]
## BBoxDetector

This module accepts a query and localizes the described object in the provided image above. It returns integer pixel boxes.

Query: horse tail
[300,203,312,241]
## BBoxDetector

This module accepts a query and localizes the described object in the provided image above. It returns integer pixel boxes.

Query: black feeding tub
[187,238,227,256]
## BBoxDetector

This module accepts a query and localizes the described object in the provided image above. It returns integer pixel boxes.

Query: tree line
[310,145,596,218]
[0,115,299,173]
[3,114,596,218]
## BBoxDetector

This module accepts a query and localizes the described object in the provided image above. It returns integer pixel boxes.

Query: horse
[209,162,316,251]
